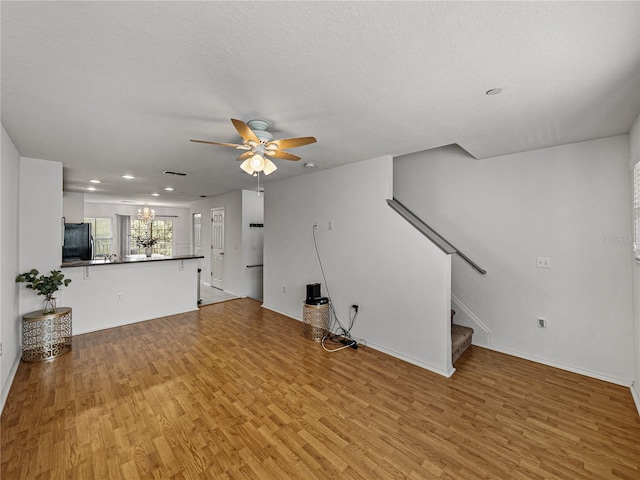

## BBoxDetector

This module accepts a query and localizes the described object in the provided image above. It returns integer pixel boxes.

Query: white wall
[190,190,246,297]
[18,157,63,316]
[263,156,453,376]
[242,190,264,300]
[84,202,191,257]
[394,136,634,385]
[0,125,21,411]
[630,113,640,413]
[61,259,199,335]
[63,191,85,223]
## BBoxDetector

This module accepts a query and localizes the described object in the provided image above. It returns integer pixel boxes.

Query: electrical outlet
[313,221,318,229]
[328,221,334,230]
[116,292,123,301]
[178,260,184,271]
[536,257,551,269]
[537,317,546,328]
[84,266,92,279]
[282,285,287,293]
[0,342,3,356]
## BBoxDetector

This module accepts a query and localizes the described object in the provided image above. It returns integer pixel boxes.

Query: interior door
[192,213,202,256]
[211,208,224,290]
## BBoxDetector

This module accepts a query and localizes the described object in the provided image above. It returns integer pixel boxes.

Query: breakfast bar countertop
[61,254,204,268]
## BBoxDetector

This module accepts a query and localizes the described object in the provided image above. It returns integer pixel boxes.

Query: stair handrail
[387,198,487,275]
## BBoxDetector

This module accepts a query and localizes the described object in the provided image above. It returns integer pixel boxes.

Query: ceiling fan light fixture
[240,158,255,175]
[249,154,265,172]
[192,118,317,178]
[263,158,277,175]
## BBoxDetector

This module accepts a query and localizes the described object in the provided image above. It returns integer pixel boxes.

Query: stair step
[452,324,474,364]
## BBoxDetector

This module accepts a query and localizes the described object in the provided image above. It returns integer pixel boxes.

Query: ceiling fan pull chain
[257,172,261,196]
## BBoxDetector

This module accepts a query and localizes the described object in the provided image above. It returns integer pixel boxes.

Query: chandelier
[137,204,155,223]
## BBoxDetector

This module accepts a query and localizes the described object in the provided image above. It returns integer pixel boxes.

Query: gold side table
[22,307,72,362]
[302,303,329,341]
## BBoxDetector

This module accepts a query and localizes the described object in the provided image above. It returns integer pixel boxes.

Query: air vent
[163,170,189,176]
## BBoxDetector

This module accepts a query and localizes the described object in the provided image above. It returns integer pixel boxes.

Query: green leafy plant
[15,269,71,298]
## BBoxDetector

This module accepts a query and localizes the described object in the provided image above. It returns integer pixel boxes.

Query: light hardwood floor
[2,298,639,479]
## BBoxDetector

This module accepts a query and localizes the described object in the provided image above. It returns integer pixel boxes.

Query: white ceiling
[2,1,639,207]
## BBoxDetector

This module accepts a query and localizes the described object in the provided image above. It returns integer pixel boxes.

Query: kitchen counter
[61,254,203,268]
[61,255,203,335]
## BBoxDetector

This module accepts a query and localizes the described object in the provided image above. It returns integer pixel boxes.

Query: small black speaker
[306,283,321,304]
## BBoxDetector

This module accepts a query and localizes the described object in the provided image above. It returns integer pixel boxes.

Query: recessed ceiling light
[304,162,316,168]
[164,187,174,191]
[122,175,135,179]
[86,187,97,191]
[485,88,503,96]
[151,193,160,197]
[89,179,101,184]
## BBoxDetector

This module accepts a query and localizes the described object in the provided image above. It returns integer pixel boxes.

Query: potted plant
[135,234,158,257]
[15,269,71,314]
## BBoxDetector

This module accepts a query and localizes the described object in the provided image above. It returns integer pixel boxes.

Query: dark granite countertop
[61,254,204,268]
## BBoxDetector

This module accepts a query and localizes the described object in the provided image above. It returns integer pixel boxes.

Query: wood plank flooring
[2,298,639,479]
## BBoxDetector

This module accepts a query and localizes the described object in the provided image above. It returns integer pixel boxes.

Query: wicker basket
[302,303,329,341]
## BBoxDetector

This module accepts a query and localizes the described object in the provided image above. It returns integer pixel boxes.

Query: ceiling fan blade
[231,118,261,144]
[190,139,245,148]
[236,151,253,162]
[267,136,317,150]
[268,150,301,161]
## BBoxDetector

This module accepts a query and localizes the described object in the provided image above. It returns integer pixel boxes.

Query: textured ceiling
[2,1,639,207]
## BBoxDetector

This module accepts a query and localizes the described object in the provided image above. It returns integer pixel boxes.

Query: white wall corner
[0,355,21,413]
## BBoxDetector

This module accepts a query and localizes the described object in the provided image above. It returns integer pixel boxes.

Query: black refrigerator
[62,223,93,261]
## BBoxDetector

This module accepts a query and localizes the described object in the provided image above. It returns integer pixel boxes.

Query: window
[130,219,173,256]
[634,164,640,260]
[84,217,113,258]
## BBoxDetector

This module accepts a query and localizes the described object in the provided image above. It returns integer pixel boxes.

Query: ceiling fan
[191,119,317,176]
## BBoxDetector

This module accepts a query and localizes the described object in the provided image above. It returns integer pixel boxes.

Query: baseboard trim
[485,343,633,387]
[73,307,200,336]
[451,293,492,344]
[261,304,302,322]
[631,382,640,416]
[451,294,634,388]
[365,341,455,378]
[1,352,21,414]
[261,305,454,377]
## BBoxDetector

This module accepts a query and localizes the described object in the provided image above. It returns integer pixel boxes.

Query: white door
[211,208,224,290]
[192,213,202,256]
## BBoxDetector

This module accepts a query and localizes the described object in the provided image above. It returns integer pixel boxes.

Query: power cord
[312,224,365,352]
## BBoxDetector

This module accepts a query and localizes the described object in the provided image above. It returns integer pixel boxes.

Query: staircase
[451,310,473,364]
[386,199,482,367]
